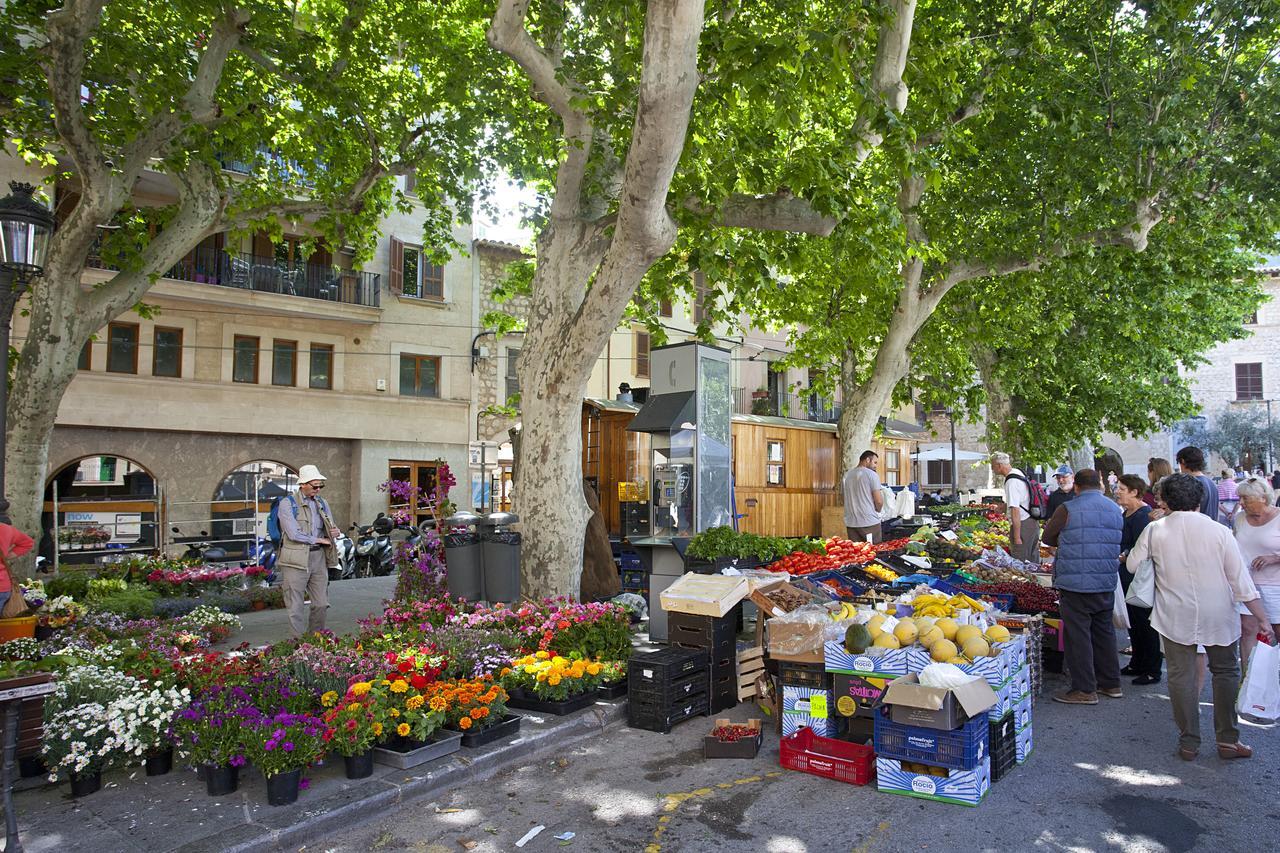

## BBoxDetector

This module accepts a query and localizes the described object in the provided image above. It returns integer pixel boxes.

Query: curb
[209,701,627,853]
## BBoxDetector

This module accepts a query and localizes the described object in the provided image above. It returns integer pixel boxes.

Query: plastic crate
[779,727,875,785]
[628,667,707,706]
[989,713,1017,783]
[668,610,738,649]
[873,707,989,771]
[628,648,708,685]
[627,692,708,733]
[807,570,866,600]
[779,661,829,690]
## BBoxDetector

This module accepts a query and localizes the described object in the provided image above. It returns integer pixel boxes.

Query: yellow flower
[535,651,550,660]
[551,656,568,667]
[406,695,425,710]
[548,673,562,686]
[570,663,585,678]
[390,680,409,694]
[321,691,338,707]
[536,672,547,682]
[346,702,362,712]
[586,662,602,676]
[389,708,400,718]
[351,682,371,696]
[429,696,447,712]
[372,722,383,736]
[396,723,410,737]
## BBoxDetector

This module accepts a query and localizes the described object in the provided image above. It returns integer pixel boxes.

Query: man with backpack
[990,452,1047,564]
[275,464,341,637]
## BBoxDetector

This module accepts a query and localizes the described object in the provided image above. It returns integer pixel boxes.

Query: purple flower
[283,742,294,752]
[299,778,310,791]
[230,755,246,767]
[265,740,277,751]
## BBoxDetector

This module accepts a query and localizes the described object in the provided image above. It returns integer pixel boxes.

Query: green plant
[91,587,160,619]
[86,578,128,601]
[45,573,91,601]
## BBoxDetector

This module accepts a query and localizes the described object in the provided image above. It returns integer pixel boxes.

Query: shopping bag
[1236,637,1280,722]
[1111,575,1130,630]
[1124,528,1156,609]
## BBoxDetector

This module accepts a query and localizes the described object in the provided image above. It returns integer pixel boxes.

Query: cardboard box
[996,635,1027,671]
[824,641,909,676]
[1015,723,1033,764]
[782,711,835,737]
[875,756,991,807]
[1013,693,1032,730]
[984,678,1013,721]
[832,673,890,716]
[782,684,832,716]
[881,673,998,731]
[1009,664,1030,704]
[767,621,826,664]
[661,574,750,617]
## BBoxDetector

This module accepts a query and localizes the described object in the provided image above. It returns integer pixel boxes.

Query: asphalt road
[311,669,1278,853]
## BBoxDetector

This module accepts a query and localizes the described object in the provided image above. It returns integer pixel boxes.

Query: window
[233,335,260,383]
[387,460,444,527]
[1236,362,1263,400]
[766,440,785,486]
[693,271,711,323]
[400,354,441,398]
[309,343,333,389]
[1245,310,1258,325]
[272,340,297,387]
[927,459,953,486]
[390,238,445,300]
[505,348,521,401]
[884,449,901,487]
[659,298,673,318]
[635,330,650,378]
[106,323,138,374]
[152,327,183,378]
[77,341,91,371]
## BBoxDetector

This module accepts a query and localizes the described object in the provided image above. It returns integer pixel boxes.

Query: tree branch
[848,0,918,164]
[683,192,837,236]
[41,0,110,185]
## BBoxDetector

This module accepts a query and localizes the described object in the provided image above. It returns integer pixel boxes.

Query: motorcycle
[350,514,396,578]
[330,529,357,581]
[171,526,228,562]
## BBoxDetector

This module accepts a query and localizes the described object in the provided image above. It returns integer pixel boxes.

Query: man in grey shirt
[277,464,341,637]
[843,450,883,543]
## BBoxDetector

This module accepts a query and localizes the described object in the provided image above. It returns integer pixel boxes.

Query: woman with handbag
[1127,473,1275,761]
[1233,476,1280,670]
[1117,475,1160,684]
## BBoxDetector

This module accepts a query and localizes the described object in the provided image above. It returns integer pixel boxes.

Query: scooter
[330,530,357,581]
[350,514,396,578]
[250,536,279,583]
[172,526,228,562]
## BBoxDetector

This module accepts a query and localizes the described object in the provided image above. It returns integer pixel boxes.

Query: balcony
[732,387,840,423]
[87,245,380,308]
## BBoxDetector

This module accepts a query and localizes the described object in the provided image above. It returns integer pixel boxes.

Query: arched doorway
[1094,447,1125,494]
[43,455,160,566]
[210,461,298,559]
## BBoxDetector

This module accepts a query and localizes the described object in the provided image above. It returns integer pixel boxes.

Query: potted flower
[57,528,81,552]
[38,596,85,632]
[80,525,112,549]
[321,681,381,778]
[596,660,628,700]
[434,677,519,748]
[119,682,192,776]
[243,711,332,806]
[503,652,606,714]
[41,664,144,796]
[171,686,255,796]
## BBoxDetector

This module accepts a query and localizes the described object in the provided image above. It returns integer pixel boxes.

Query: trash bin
[443,512,483,601]
[480,512,521,603]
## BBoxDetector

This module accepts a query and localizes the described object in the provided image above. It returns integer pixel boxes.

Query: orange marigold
[458,716,473,730]
[469,707,485,719]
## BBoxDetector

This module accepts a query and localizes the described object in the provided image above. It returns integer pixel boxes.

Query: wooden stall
[581,400,917,539]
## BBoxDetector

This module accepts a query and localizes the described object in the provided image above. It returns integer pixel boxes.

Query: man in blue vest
[1041,468,1124,704]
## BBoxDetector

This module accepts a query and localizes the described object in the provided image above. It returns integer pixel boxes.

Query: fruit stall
[636,508,1056,806]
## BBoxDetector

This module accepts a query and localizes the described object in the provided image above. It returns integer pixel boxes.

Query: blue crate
[807,570,866,599]
[874,707,989,771]
[876,756,991,807]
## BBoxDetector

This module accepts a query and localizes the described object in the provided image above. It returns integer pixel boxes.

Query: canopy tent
[911,446,989,463]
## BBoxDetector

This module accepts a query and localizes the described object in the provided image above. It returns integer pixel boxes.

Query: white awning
[911,446,989,462]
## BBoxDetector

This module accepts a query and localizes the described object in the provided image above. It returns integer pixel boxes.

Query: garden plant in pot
[171,685,253,796]
[125,682,191,776]
[243,710,332,806]
[320,681,382,779]
[502,652,607,714]
[432,676,518,747]
[40,664,145,797]
[377,647,446,752]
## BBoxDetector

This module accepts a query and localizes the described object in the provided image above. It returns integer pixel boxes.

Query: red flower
[397,660,413,674]
[557,620,570,630]
[410,674,429,690]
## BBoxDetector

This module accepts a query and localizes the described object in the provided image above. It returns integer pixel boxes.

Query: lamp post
[0,182,56,527]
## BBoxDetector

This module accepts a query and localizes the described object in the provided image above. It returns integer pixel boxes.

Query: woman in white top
[1128,474,1274,761]
[1233,476,1280,667]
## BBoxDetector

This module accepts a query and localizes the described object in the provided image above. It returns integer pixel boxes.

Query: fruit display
[710,722,760,743]
[965,562,1037,584]
[757,583,815,612]
[861,564,899,584]
[872,537,911,554]
[962,581,1060,615]
[970,528,1010,550]
[925,539,982,563]
[825,537,877,565]
[765,536,878,575]
[910,592,990,618]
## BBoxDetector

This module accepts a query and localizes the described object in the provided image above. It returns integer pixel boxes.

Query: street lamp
[0,182,56,526]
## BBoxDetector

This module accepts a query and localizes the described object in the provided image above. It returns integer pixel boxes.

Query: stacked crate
[668,610,739,714]
[627,647,709,733]
[778,661,834,738]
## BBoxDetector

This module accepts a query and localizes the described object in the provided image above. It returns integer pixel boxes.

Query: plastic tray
[668,610,738,648]
[779,727,875,785]
[628,692,708,733]
[506,689,597,716]
[629,667,706,706]
[778,661,829,690]
[458,713,523,748]
[628,648,708,684]
[874,707,989,771]
[807,570,867,600]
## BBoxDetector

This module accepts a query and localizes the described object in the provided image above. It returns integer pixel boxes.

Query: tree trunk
[971,344,1020,458]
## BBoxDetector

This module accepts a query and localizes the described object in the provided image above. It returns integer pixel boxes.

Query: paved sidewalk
[8,696,627,853]
[215,575,397,648]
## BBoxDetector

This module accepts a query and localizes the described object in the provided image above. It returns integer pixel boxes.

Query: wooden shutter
[389,236,403,295]
[252,231,273,259]
[635,330,650,378]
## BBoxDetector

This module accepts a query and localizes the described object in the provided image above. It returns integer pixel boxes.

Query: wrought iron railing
[732,387,840,423]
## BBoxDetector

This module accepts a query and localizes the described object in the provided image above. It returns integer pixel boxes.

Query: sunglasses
[309,482,325,489]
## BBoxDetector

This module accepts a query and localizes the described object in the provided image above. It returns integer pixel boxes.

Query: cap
[1054,465,1073,477]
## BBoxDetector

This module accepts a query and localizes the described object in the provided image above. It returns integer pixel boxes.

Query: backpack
[1005,472,1051,520]
[266,495,298,548]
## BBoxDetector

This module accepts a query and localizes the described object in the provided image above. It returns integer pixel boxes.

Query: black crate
[779,661,830,690]
[668,610,738,648]
[709,686,738,714]
[989,712,1018,783]
[628,692,709,734]
[628,648,708,685]
[672,636,737,665]
[629,667,707,706]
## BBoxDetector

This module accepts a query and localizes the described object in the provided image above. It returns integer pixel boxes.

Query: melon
[929,639,958,662]
[934,617,959,641]
[961,637,992,660]
[844,623,873,654]
[873,633,901,650]
[985,624,1011,644]
[954,624,984,646]
[893,621,919,646]
[918,626,944,649]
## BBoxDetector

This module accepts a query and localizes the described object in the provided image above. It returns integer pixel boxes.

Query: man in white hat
[277,464,340,636]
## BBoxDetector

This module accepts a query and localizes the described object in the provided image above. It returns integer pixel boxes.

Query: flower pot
[204,763,239,796]
[381,734,427,753]
[251,601,267,611]
[457,713,522,748]
[0,616,37,641]
[265,769,302,806]
[70,770,102,797]
[343,750,374,779]
[506,688,597,716]
[597,681,628,700]
[18,755,46,779]
[145,748,173,777]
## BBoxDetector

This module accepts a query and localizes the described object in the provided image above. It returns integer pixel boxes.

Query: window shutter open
[389,236,404,295]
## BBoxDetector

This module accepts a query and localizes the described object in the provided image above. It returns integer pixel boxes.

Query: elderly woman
[1234,476,1280,668]
[1128,473,1275,761]
[1117,475,1160,684]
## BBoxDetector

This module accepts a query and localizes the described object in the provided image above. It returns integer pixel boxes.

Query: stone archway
[1094,447,1125,493]
[43,454,160,565]
[209,460,299,558]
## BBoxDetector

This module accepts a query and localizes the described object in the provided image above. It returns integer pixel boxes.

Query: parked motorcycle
[171,526,228,562]
[250,536,279,583]
[330,529,357,581]
[350,514,396,578]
